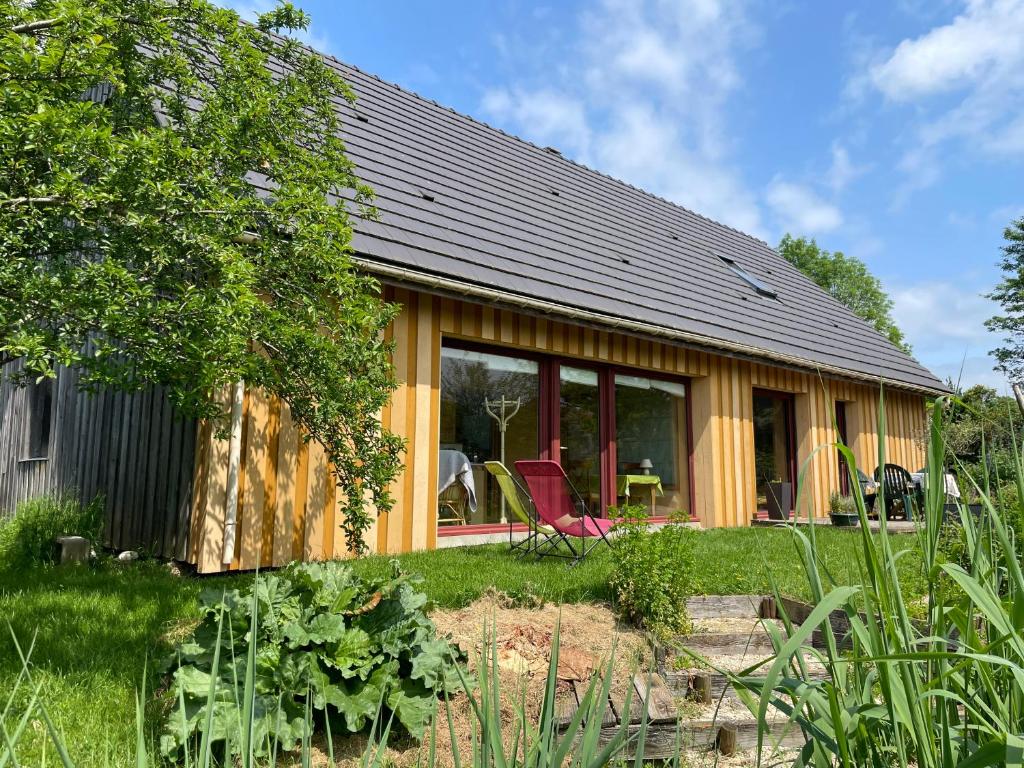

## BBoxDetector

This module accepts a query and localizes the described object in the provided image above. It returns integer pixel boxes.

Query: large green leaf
[387,679,436,737]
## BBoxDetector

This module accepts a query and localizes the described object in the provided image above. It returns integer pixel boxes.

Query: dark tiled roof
[261,50,945,394]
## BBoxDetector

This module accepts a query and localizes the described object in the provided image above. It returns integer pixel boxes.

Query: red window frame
[438,339,694,528]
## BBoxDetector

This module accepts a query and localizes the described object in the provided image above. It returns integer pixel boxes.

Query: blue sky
[226,0,1024,390]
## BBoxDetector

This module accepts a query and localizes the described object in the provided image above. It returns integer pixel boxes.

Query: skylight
[719,255,777,299]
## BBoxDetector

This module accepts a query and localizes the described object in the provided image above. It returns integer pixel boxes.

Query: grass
[345,526,927,609]
[0,524,925,766]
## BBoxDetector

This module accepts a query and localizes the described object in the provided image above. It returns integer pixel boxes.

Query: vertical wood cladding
[0,358,197,560]
[188,287,929,572]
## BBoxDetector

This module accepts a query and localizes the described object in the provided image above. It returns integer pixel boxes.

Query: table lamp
[638,458,653,475]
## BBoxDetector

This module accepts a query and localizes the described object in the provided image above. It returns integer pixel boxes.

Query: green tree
[0,0,402,554]
[778,234,911,353]
[986,215,1024,382]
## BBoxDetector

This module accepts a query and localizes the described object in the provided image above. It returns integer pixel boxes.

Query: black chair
[856,469,877,515]
[873,464,917,521]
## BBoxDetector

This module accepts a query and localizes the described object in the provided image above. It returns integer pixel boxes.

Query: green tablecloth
[617,474,664,497]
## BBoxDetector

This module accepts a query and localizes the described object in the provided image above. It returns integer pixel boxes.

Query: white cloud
[478,0,765,236]
[991,202,1024,223]
[826,143,867,192]
[870,0,1024,100]
[764,179,843,235]
[891,280,1007,389]
[480,88,592,159]
[864,0,1024,197]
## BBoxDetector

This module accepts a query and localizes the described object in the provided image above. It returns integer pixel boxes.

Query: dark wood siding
[0,359,197,560]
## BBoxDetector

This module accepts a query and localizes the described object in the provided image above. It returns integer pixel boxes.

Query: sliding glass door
[753,391,795,515]
[558,366,602,514]
[437,341,693,529]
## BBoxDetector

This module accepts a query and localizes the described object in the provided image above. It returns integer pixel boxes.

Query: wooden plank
[273,404,298,566]
[632,674,677,724]
[292,435,309,561]
[675,631,777,655]
[609,681,643,725]
[323,460,337,559]
[128,386,153,548]
[553,685,580,728]
[141,387,165,551]
[175,415,197,561]
[303,438,327,561]
[260,395,281,566]
[685,595,766,619]
[158,394,180,558]
[238,388,267,570]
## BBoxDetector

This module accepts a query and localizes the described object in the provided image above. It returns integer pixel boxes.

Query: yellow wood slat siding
[303,437,327,561]
[291,436,309,561]
[272,403,297,567]
[186,288,932,570]
[260,395,281,566]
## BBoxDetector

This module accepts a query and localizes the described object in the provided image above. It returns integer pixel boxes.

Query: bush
[609,506,696,634]
[0,494,103,570]
[161,559,467,760]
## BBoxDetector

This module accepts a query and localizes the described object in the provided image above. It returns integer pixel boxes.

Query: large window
[753,392,795,513]
[437,342,692,530]
[438,347,539,525]
[25,377,54,460]
[614,374,689,516]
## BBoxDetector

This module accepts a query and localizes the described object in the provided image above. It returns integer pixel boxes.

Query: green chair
[484,461,558,557]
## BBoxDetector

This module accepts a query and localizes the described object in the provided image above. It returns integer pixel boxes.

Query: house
[0,48,944,573]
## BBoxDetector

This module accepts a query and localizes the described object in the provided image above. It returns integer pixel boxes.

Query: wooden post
[717,723,738,756]
[691,671,712,704]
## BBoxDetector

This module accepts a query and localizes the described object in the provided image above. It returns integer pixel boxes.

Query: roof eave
[355,256,950,397]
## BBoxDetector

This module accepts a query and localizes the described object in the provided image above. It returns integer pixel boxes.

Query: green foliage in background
[161,560,466,760]
[778,234,910,353]
[986,213,1024,381]
[609,507,696,634]
[0,494,102,570]
[0,0,401,554]
[940,383,1024,544]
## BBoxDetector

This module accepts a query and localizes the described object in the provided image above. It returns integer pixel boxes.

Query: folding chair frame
[516,463,614,567]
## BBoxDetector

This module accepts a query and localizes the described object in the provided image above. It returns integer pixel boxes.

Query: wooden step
[588,718,806,759]
[686,594,769,619]
[675,629,779,655]
[677,669,831,703]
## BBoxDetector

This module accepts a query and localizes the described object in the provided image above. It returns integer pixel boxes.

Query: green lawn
[0,525,925,766]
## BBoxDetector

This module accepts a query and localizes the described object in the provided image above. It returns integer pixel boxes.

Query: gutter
[354,257,947,398]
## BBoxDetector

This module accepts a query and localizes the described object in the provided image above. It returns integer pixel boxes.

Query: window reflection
[438,348,539,525]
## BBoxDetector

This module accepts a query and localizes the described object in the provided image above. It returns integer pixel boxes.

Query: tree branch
[11,18,62,34]
[0,196,64,207]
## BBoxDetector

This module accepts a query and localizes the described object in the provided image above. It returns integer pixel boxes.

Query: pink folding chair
[514,460,614,564]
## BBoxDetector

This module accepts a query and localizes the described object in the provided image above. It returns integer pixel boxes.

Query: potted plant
[766,477,792,521]
[829,492,859,527]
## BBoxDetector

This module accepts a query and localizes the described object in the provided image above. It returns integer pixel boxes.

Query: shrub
[0,494,103,570]
[828,491,856,515]
[609,506,695,634]
[161,559,467,760]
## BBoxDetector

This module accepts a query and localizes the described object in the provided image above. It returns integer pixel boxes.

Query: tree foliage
[986,215,1024,382]
[778,234,911,353]
[0,0,402,553]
